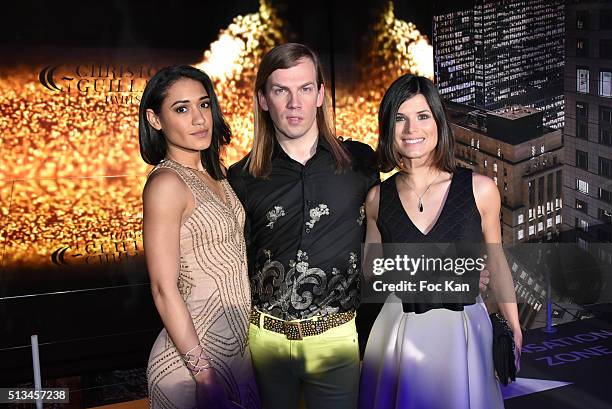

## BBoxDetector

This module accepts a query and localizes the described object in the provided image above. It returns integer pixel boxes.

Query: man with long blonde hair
[228,43,379,409]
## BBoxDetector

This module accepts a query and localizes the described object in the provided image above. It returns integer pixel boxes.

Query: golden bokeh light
[0,0,431,266]
[335,1,433,149]
[195,0,286,165]
[1,177,145,269]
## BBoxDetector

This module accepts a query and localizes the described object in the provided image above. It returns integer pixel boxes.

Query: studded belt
[249,309,355,340]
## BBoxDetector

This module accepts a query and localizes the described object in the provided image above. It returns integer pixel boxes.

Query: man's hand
[479,268,491,292]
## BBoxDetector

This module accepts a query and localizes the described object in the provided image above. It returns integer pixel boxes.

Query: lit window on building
[517,229,524,240]
[577,67,589,93]
[576,178,589,194]
[599,70,612,97]
[576,218,589,232]
[576,199,588,213]
[599,208,612,223]
[556,214,562,224]
[518,214,524,224]
[538,222,544,232]
[529,225,535,235]
[547,218,553,228]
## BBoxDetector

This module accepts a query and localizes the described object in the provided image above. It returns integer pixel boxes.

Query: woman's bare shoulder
[471,172,500,214]
[143,168,190,210]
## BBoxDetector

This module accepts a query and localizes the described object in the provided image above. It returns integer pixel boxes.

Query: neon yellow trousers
[249,314,360,409]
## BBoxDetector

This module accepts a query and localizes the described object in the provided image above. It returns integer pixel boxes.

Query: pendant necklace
[402,171,441,213]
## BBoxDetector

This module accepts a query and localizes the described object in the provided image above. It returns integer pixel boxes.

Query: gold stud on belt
[283,321,304,340]
[250,310,354,340]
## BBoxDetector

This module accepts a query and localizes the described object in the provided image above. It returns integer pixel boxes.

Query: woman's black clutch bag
[490,312,517,386]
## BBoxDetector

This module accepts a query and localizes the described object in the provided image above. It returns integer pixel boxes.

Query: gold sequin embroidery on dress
[146,159,260,409]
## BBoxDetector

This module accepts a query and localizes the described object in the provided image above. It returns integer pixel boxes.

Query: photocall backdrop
[0,0,433,381]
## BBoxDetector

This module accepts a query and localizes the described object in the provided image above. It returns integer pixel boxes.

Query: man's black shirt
[228,137,379,320]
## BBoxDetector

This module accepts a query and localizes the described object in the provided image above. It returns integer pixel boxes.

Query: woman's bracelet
[180,344,214,377]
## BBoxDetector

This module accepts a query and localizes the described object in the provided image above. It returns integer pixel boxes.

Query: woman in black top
[358,75,521,409]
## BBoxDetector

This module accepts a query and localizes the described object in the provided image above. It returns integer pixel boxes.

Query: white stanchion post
[31,335,43,409]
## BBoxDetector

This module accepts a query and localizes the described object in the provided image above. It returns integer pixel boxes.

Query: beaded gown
[146,160,260,409]
[358,168,504,409]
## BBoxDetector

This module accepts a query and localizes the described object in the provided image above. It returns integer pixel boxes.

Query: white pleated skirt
[358,295,504,409]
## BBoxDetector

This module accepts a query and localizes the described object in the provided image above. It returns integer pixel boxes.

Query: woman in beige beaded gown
[139,65,260,409]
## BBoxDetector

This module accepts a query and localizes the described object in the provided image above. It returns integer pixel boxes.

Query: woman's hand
[195,369,244,409]
[512,325,523,373]
[195,369,226,408]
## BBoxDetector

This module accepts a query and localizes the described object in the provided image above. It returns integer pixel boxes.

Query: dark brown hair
[138,65,231,180]
[377,74,456,173]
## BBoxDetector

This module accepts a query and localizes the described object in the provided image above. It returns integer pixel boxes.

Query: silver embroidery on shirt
[305,204,329,229]
[289,250,327,310]
[252,249,287,307]
[251,250,360,319]
[316,252,359,312]
[357,204,365,225]
[266,206,285,229]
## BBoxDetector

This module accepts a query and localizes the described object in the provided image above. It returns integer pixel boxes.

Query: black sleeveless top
[377,167,483,313]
